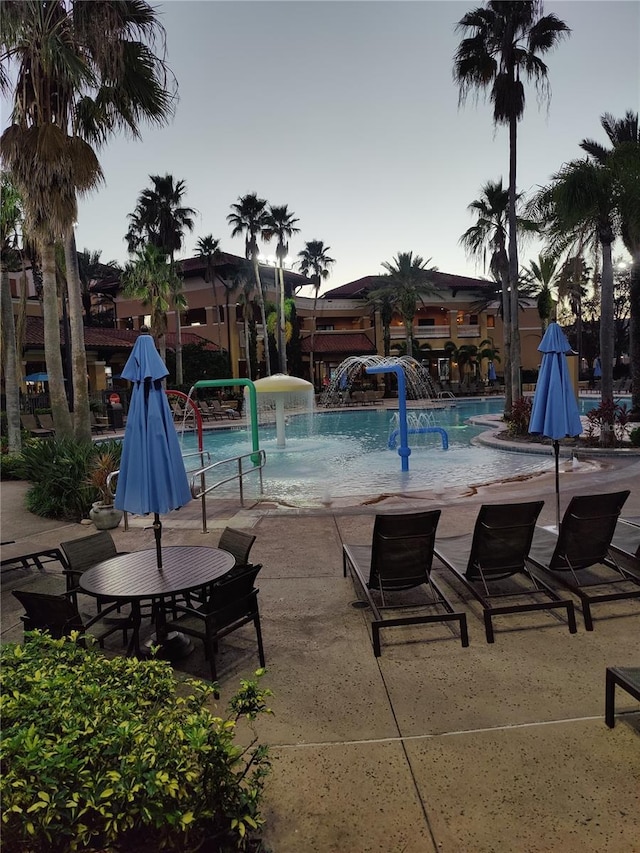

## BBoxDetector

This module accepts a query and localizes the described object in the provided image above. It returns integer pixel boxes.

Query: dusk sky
[67,1,640,294]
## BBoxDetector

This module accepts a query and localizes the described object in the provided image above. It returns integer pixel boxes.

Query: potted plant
[86,448,123,530]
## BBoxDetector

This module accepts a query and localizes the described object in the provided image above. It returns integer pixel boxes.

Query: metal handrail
[106,452,211,532]
[189,450,267,533]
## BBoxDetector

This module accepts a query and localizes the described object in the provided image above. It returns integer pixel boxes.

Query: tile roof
[300,332,377,354]
[24,317,220,351]
[321,271,496,299]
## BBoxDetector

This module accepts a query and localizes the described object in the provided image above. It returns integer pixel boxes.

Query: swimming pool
[179,398,608,506]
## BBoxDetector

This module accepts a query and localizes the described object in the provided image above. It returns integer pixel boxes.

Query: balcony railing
[456,325,482,338]
[390,325,451,340]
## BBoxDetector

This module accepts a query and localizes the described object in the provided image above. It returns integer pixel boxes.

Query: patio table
[79,546,235,657]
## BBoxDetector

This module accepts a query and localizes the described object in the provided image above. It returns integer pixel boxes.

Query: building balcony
[390,325,452,340]
[456,325,482,338]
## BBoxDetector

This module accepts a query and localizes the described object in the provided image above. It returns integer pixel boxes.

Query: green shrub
[630,426,640,447]
[19,439,124,521]
[0,632,272,853]
[0,452,25,480]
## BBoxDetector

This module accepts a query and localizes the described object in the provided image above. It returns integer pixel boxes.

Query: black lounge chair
[609,520,640,576]
[342,510,469,657]
[434,501,577,643]
[163,563,265,689]
[12,589,134,648]
[526,490,640,631]
[605,666,640,728]
[20,413,53,438]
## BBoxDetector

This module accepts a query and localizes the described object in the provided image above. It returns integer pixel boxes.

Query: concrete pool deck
[1,446,639,852]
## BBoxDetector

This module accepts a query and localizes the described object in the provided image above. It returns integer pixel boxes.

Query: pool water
[179,398,604,505]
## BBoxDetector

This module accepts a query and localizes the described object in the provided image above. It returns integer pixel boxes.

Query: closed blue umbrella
[529,322,583,529]
[488,362,497,383]
[115,335,192,568]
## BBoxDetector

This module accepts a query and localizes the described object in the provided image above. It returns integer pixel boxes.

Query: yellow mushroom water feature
[252,374,315,448]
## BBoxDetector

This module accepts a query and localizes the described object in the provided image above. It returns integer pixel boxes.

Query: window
[418,318,435,326]
[469,315,478,326]
[317,324,334,331]
[186,307,206,326]
[487,315,495,328]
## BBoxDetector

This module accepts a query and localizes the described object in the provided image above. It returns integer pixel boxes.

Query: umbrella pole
[153,513,163,569]
[553,440,560,531]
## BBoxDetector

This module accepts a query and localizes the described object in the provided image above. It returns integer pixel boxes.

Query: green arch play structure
[190,379,261,464]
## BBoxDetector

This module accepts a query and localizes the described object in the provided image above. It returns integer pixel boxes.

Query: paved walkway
[2,446,639,852]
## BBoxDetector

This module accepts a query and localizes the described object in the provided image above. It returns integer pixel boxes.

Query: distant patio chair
[526,490,640,630]
[20,413,53,438]
[342,510,469,656]
[211,399,240,419]
[198,400,225,421]
[434,501,577,643]
[37,413,56,433]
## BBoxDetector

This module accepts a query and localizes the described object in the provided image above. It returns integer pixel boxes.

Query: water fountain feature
[252,374,314,448]
[321,355,438,407]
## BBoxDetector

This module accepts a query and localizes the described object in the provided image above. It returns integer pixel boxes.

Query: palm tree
[195,235,224,355]
[0,173,23,453]
[530,158,620,445]
[263,204,300,374]
[459,179,512,407]
[520,253,560,332]
[366,287,395,359]
[76,248,119,326]
[454,2,570,407]
[227,193,271,375]
[371,252,439,357]
[581,111,640,420]
[121,244,178,364]
[1,1,175,439]
[228,261,257,379]
[297,240,335,388]
[126,175,195,385]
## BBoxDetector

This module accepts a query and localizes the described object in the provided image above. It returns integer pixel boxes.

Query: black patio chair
[12,589,134,648]
[434,501,577,643]
[342,510,469,657]
[163,563,265,690]
[609,519,640,576]
[218,527,256,570]
[526,490,640,631]
[60,531,128,603]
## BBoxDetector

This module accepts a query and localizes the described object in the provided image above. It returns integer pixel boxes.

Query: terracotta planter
[89,502,123,531]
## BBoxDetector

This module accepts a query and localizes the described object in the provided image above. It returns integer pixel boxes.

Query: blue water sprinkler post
[191,379,261,465]
[366,365,411,472]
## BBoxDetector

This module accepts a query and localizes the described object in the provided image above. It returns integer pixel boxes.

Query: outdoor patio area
[2,453,639,853]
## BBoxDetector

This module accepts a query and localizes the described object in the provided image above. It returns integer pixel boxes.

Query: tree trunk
[64,231,91,442]
[252,256,271,376]
[499,253,512,414]
[310,284,319,389]
[175,305,183,386]
[629,254,640,421]
[599,234,615,447]
[41,241,73,437]
[0,265,22,454]
[278,263,287,374]
[508,113,521,406]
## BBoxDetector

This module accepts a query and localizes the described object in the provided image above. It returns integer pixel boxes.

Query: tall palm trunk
[64,231,91,442]
[171,252,183,386]
[630,256,640,421]
[599,231,615,446]
[278,263,287,374]
[252,255,271,376]
[310,283,319,387]
[508,113,521,405]
[41,242,73,437]
[0,265,22,453]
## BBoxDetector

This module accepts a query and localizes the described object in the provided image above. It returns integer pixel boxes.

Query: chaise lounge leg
[605,669,616,728]
[484,611,495,644]
[582,600,594,631]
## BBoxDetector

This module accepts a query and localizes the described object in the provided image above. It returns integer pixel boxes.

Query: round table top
[79,546,236,600]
